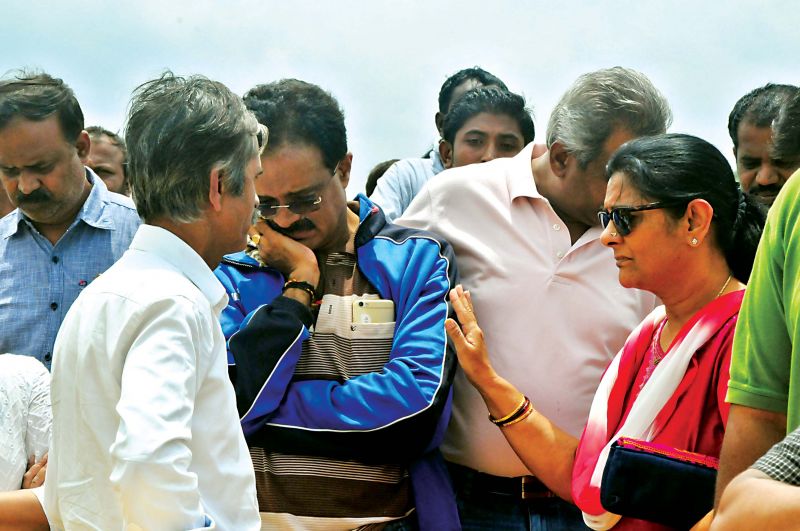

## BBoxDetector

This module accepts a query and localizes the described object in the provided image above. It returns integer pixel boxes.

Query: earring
[691,237,698,246]
[610,232,618,237]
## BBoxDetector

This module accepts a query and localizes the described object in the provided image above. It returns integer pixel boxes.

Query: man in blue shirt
[0,71,140,368]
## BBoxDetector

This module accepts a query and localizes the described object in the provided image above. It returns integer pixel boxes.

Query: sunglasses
[257,162,340,221]
[597,201,688,236]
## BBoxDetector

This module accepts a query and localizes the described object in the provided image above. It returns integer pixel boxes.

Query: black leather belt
[447,461,557,500]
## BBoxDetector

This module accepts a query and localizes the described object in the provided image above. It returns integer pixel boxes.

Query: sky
[3,0,798,195]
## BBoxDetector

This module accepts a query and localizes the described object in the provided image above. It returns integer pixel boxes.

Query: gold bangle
[499,403,533,427]
[489,395,528,425]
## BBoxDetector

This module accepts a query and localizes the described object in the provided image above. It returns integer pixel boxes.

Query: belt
[447,462,557,500]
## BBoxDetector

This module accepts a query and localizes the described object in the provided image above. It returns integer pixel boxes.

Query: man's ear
[337,153,354,189]
[208,166,224,212]
[439,140,454,169]
[76,131,91,162]
[685,198,714,245]
[549,142,570,178]
[435,112,445,137]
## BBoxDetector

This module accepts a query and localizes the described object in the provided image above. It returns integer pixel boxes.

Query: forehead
[0,115,70,165]
[89,137,124,163]
[736,122,773,156]
[604,172,645,207]
[457,112,523,137]
[257,143,328,196]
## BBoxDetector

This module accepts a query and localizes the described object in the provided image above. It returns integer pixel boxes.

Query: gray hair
[125,71,259,223]
[546,67,672,168]
[772,89,800,170]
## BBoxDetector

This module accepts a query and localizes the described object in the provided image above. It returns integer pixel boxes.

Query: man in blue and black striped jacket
[215,79,460,531]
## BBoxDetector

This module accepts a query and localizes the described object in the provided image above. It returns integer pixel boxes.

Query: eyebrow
[0,158,57,171]
[497,132,524,142]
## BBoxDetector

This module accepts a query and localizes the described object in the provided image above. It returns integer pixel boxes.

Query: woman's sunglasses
[598,201,688,236]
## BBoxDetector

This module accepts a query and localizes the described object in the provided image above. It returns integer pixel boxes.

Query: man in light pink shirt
[398,67,672,530]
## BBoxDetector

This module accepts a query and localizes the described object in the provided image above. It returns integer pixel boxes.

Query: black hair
[365,159,399,197]
[437,67,508,114]
[0,69,84,141]
[607,133,767,281]
[243,79,346,171]
[442,87,535,145]
[728,83,798,151]
[772,89,800,170]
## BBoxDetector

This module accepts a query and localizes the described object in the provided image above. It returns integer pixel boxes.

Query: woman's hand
[22,453,47,489]
[445,285,497,389]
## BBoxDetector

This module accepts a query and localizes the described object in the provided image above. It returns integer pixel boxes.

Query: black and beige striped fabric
[254,250,413,530]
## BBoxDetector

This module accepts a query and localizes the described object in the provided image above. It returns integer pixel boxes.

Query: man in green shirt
[715,88,800,506]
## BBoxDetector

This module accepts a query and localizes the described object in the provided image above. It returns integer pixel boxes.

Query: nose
[599,219,621,247]
[270,205,302,229]
[755,163,779,186]
[17,171,41,195]
[481,144,497,163]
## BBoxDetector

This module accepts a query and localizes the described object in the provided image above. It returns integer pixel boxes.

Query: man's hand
[22,454,47,490]
[252,221,320,286]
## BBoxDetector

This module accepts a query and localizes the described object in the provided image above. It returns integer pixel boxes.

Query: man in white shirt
[399,67,672,530]
[42,72,265,530]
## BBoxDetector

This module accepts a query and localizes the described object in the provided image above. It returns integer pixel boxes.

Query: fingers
[445,318,468,353]
[22,454,47,489]
[449,285,479,335]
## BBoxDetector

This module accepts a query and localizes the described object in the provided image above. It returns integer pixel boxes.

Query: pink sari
[571,290,743,530]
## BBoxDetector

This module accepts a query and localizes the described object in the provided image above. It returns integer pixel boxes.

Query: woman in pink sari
[445,134,767,530]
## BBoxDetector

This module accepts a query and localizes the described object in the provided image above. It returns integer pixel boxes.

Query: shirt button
[52,256,59,263]
[44,352,52,362]
[553,224,561,231]
[50,302,58,311]
[556,251,564,259]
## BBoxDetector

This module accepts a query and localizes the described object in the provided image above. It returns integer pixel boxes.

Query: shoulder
[88,252,209,313]
[0,354,48,381]
[215,252,283,288]
[368,223,456,273]
[101,191,139,220]
[382,157,435,185]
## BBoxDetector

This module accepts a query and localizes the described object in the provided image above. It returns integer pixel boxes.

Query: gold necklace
[716,274,733,298]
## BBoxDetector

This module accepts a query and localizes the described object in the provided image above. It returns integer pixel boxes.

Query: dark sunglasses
[598,201,688,236]
[257,162,340,221]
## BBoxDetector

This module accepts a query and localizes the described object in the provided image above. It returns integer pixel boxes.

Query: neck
[317,205,360,256]
[150,217,219,270]
[659,255,739,332]
[32,183,92,245]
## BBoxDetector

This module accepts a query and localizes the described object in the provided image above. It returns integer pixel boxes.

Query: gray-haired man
[43,73,264,530]
[399,67,672,529]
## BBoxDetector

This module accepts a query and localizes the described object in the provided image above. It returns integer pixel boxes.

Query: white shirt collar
[128,224,228,315]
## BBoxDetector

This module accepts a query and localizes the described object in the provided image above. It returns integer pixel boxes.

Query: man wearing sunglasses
[214,79,460,530]
[399,67,672,529]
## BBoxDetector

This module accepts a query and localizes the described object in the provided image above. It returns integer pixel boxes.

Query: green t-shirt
[727,169,800,433]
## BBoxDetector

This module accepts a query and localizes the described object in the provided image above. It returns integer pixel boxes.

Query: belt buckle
[521,475,554,500]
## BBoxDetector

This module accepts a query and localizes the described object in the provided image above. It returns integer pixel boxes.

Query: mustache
[266,218,316,237]
[749,183,782,195]
[16,189,52,204]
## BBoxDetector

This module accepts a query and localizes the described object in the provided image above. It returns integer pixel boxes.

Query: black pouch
[600,437,718,529]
